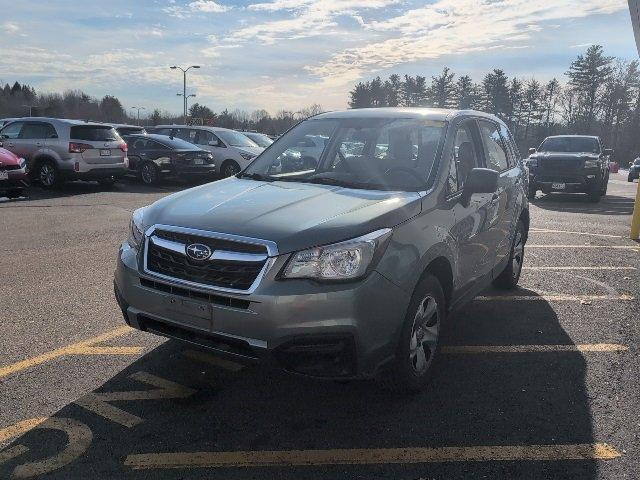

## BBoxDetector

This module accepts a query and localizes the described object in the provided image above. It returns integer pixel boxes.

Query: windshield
[244,132,273,147]
[241,117,446,192]
[539,137,599,154]
[217,130,259,148]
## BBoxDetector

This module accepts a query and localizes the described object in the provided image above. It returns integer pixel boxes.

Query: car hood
[236,146,264,157]
[143,177,421,254]
[0,147,21,164]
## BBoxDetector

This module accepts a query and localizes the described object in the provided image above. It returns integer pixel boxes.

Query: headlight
[127,207,146,250]
[281,229,392,281]
[584,158,600,168]
[240,152,255,161]
[18,157,27,170]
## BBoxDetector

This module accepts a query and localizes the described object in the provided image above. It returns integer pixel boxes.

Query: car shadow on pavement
[531,194,635,215]
[1,295,600,480]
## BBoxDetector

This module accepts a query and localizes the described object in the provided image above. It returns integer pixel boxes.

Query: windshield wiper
[238,172,274,182]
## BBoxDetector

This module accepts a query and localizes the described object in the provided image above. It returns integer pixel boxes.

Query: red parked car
[0,147,29,198]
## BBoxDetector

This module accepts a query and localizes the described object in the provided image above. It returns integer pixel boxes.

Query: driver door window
[446,122,480,195]
[0,121,24,139]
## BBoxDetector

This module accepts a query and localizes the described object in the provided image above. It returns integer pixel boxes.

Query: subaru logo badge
[186,243,212,261]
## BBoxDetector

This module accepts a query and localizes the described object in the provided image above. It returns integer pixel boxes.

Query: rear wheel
[221,160,241,178]
[377,274,444,393]
[493,219,526,289]
[140,161,160,185]
[629,173,634,183]
[36,160,59,188]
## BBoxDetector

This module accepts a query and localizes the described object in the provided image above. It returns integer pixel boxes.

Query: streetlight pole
[176,93,196,118]
[22,104,37,116]
[130,106,145,125]
[170,65,200,122]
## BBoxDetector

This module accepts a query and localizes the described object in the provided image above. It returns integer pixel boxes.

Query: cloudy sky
[0,0,637,116]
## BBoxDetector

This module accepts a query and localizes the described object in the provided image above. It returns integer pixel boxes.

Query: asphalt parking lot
[1,175,639,479]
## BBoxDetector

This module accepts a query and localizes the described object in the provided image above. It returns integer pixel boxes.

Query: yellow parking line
[527,245,639,249]
[0,417,48,443]
[183,350,244,372]
[0,326,135,378]
[124,443,620,469]
[441,344,628,354]
[475,294,634,301]
[524,266,636,270]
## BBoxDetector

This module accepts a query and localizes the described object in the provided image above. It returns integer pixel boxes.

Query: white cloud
[3,22,20,34]
[305,0,628,85]
[164,0,230,18]
[236,0,400,44]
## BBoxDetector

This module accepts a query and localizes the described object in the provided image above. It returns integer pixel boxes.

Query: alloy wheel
[141,164,157,185]
[409,295,440,374]
[39,163,55,187]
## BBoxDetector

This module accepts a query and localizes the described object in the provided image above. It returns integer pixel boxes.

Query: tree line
[349,45,640,166]
[0,81,323,137]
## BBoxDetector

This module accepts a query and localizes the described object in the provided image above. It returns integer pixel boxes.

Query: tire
[493,219,526,290]
[97,177,117,188]
[36,160,59,188]
[587,186,601,203]
[221,160,241,178]
[377,274,445,393]
[601,173,609,196]
[527,184,536,200]
[6,189,23,199]
[140,161,160,185]
[629,173,634,183]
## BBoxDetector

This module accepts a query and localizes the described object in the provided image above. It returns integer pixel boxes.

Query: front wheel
[601,173,609,196]
[587,187,602,203]
[493,219,526,289]
[377,274,445,393]
[221,160,241,178]
[140,161,160,185]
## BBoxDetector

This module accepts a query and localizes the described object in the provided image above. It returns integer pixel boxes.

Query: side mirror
[528,147,536,155]
[461,168,499,207]
[603,148,614,156]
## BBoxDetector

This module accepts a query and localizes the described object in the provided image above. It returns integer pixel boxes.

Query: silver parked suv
[0,118,128,187]
[114,108,529,392]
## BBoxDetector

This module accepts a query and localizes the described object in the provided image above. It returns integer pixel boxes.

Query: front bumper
[114,242,409,378]
[529,168,602,193]
[0,168,29,193]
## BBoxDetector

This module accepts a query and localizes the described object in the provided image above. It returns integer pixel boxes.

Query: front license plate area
[100,149,111,156]
[162,296,211,323]
[194,158,204,165]
[551,182,565,190]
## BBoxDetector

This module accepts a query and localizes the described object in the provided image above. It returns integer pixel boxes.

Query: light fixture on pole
[130,106,146,125]
[170,65,200,122]
[176,93,196,117]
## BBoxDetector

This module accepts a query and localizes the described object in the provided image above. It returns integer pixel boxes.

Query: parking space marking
[0,326,137,379]
[524,266,636,270]
[529,228,628,239]
[441,344,628,354]
[74,372,197,428]
[475,294,634,301]
[0,418,48,444]
[124,443,620,469]
[183,349,244,372]
[527,245,639,250]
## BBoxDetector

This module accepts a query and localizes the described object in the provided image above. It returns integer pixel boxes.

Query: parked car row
[0,117,280,195]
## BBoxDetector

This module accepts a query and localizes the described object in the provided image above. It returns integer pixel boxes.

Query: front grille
[536,175,584,184]
[145,228,269,291]
[0,164,21,171]
[539,158,583,171]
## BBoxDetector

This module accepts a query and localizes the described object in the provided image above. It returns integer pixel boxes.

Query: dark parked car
[113,124,147,136]
[0,146,29,198]
[628,158,640,182]
[123,134,215,185]
[526,135,611,202]
[114,108,529,392]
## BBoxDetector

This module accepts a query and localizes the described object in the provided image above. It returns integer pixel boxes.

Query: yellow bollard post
[631,180,640,240]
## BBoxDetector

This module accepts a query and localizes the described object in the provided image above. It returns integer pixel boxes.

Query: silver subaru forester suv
[0,118,128,187]
[115,108,529,392]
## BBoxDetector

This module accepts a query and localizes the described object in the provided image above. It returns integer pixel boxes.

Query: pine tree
[453,75,477,109]
[481,69,510,119]
[429,67,455,108]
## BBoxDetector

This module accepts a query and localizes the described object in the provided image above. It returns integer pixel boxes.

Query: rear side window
[20,122,57,139]
[0,121,24,139]
[70,126,119,141]
[478,120,509,172]
[499,123,520,167]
